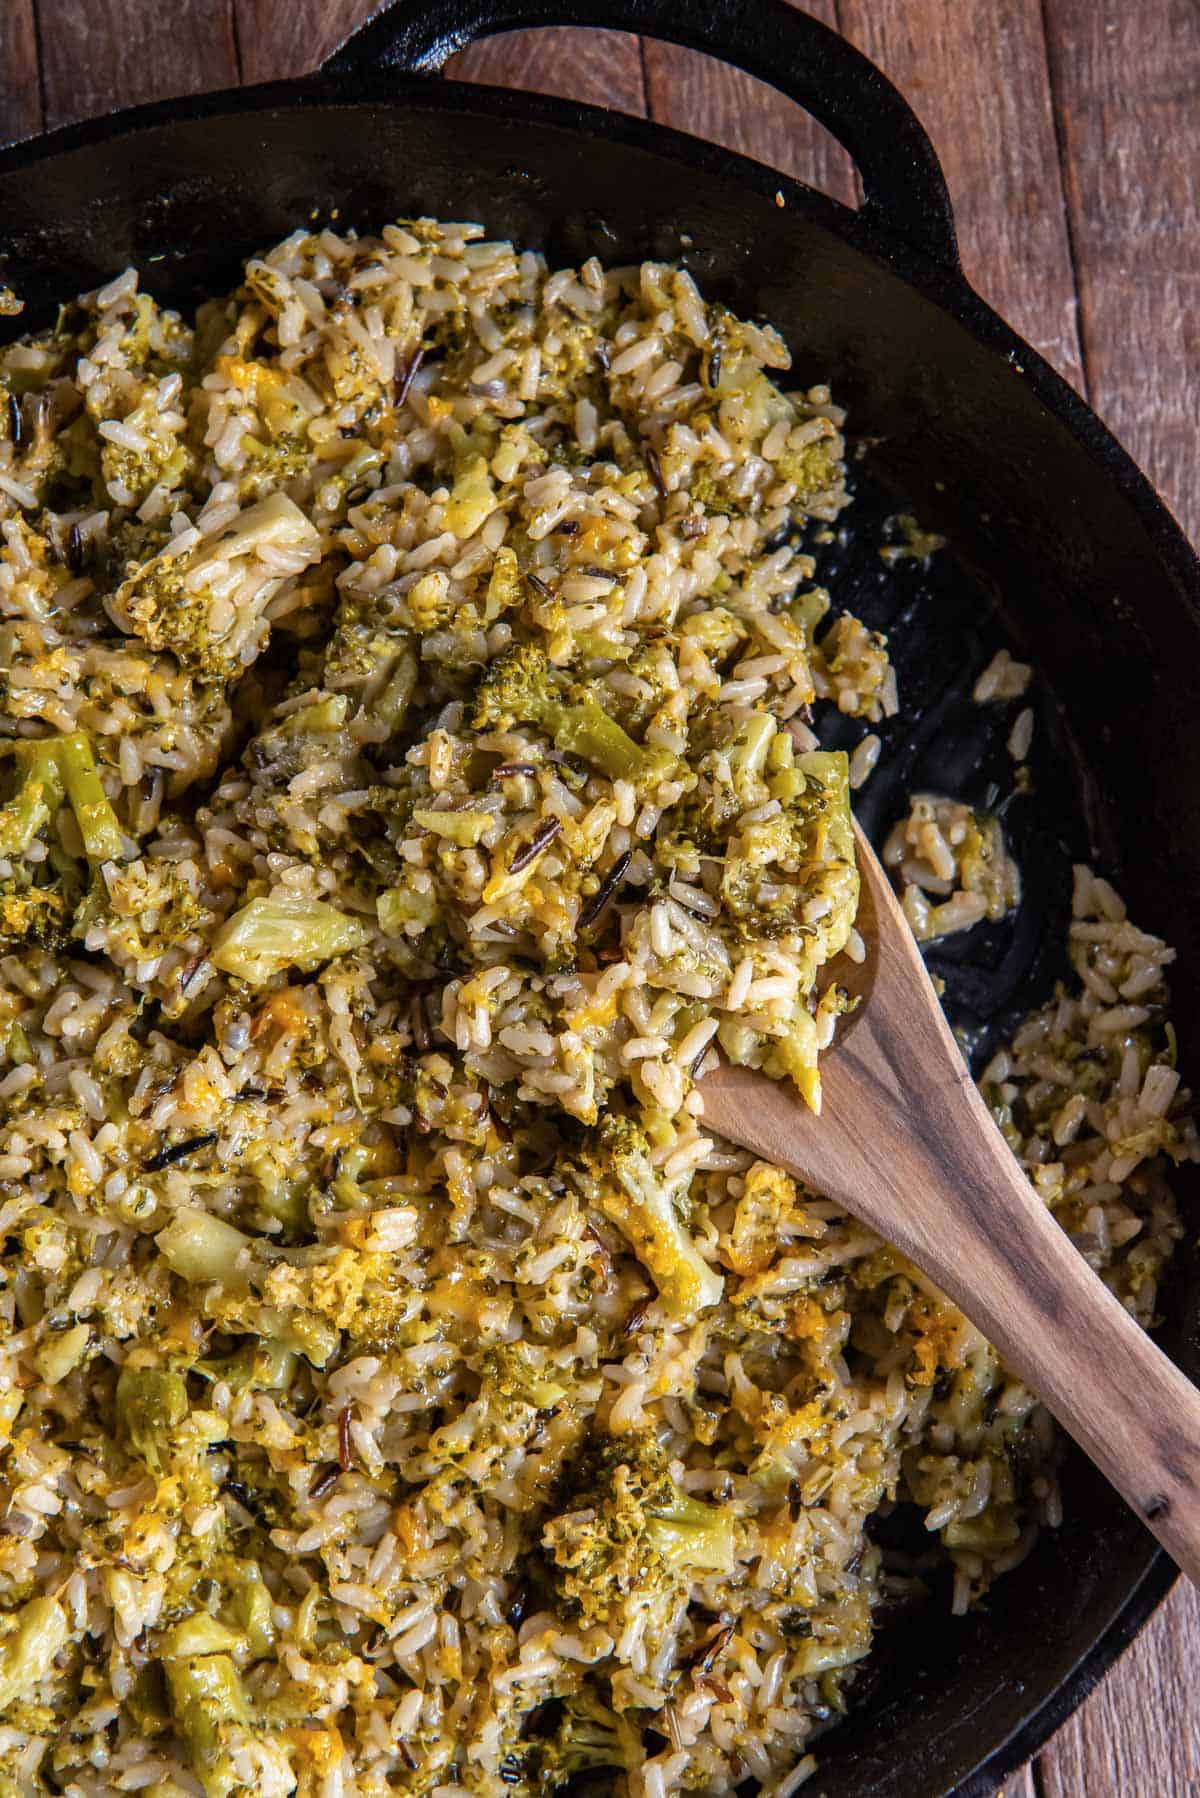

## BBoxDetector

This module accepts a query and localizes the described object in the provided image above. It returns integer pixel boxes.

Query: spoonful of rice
[699,818,1200,1585]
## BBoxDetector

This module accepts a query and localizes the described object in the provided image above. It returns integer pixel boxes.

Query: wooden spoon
[699,818,1200,1583]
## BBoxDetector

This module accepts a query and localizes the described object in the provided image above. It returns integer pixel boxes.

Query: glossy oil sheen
[0,26,1197,1795]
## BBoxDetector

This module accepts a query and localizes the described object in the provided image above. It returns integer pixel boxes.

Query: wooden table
[3,1,1196,1790]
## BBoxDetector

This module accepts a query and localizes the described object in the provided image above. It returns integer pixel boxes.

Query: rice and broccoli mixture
[0,221,1194,1798]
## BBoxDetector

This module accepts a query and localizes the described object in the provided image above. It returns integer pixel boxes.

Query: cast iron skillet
[1,3,1198,1792]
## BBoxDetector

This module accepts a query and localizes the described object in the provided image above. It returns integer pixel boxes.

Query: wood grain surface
[642,0,856,207]
[1,2,1197,1790]
[0,0,41,143]
[837,0,1086,397]
[1044,0,1200,571]
[36,0,238,128]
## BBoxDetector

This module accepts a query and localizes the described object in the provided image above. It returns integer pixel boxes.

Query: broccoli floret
[109,492,321,676]
[155,1209,341,1368]
[476,1340,570,1411]
[72,855,210,975]
[574,1114,723,1322]
[544,1430,734,1627]
[99,395,195,509]
[226,1564,275,1661]
[0,877,74,949]
[474,644,678,787]
[525,1692,635,1794]
[775,431,842,512]
[711,745,858,1110]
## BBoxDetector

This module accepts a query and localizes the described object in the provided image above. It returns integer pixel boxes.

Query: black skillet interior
[1,2,1198,1792]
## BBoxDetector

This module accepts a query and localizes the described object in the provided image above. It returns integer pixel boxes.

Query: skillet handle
[323,0,960,270]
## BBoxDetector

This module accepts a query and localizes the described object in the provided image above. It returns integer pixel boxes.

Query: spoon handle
[931,1157,1200,1586]
[705,1047,1200,1585]
[699,824,1200,1584]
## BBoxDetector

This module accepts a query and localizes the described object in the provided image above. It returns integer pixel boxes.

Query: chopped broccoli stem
[0,1595,69,1714]
[210,895,369,985]
[645,1490,735,1572]
[164,1652,249,1798]
[0,730,122,863]
[551,690,675,784]
[797,749,855,873]
[161,1615,245,1659]
[790,587,831,643]
[218,1338,297,1394]
[54,731,124,861]
[373,645,418,731]
[229,1565,275,1660]
[33,1320,90,1386]
[116,1363,189,1473]
[156,1210,253,1288]
[412,807,494,846]
[0,733,124,946]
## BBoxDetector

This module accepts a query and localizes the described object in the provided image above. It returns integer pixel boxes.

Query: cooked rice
[884,791,1022,942]
[0,219,1193,1798]
[1008,704,1035,762]
[973,647,1033,704]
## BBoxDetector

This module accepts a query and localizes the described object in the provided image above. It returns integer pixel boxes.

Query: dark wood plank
[1041,1582,1200,1796]
[234,0,371,84]
[836,0,1085,393]
[642,0,856,206]
[0,0,41,145]
[235,1,646,114]
[1044,0,1200,545]
[449,29,644,113]
[35,0,238,128]
[1040,0,1200,1768]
